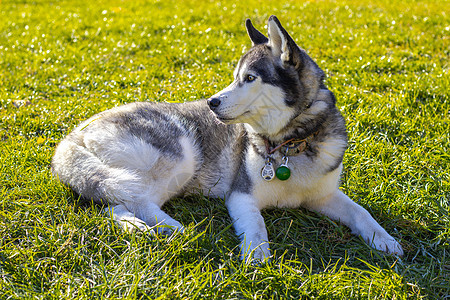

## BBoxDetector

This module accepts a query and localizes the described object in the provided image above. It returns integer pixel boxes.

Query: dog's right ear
[246,19,268,46]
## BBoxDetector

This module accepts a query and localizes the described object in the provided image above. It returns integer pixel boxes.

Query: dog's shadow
[71,190,407,266]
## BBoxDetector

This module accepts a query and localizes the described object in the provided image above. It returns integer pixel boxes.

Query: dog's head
[208,16,330,138]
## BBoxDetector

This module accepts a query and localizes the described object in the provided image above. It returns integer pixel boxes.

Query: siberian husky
[52,15,403,261]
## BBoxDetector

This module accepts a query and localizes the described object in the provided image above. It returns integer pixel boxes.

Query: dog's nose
[207,97,221,109]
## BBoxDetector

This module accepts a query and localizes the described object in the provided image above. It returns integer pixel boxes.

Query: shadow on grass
[58,187,450,296]
[66,188,416,268]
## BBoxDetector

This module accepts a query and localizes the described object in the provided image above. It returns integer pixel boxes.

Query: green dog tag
[275,165,290,181]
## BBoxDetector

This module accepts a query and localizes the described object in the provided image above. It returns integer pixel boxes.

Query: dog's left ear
[246,19,269,46]
[267,15,302,69]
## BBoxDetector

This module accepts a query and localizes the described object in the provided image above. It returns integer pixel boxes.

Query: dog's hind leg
[305,189,404,255]
[105,204,153,233]
[105,203,184,235]
[53,138,191,236]
[98,170,186,235]
[131,201,184,235]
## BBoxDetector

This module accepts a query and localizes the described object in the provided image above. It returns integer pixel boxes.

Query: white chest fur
[246,139,345,209]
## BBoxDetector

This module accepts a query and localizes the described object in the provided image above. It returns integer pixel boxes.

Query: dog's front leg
[226,192,271,262]
[305,189,403,255]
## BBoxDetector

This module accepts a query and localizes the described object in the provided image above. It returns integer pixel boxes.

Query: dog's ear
[267,15,302,69]
[268,15,325,102]
[246,19,268,46]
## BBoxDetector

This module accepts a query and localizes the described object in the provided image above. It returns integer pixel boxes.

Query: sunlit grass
[1,0,448,298]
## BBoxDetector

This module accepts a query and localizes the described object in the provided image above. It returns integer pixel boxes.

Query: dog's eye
[245,74,256,82]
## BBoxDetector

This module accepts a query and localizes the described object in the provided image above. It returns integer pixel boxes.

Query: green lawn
[0,0,449,298]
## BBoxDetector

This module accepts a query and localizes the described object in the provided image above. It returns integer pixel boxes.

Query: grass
[0,0,448,298]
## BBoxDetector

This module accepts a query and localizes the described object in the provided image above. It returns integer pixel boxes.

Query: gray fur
[52,100,247,202]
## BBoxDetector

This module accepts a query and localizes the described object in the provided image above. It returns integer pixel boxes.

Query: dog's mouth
[215,115,235,124]
[213,110,251,124]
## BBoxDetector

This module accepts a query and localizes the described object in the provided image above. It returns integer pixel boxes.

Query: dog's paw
[120,220,154,233]
[366,233,404,256]
[154,219,185,235]
[241,242,272,264]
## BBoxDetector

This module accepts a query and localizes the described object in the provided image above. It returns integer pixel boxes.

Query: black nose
[207,97,221,109]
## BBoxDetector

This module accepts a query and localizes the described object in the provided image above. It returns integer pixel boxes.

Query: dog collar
[264,137,308,156]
